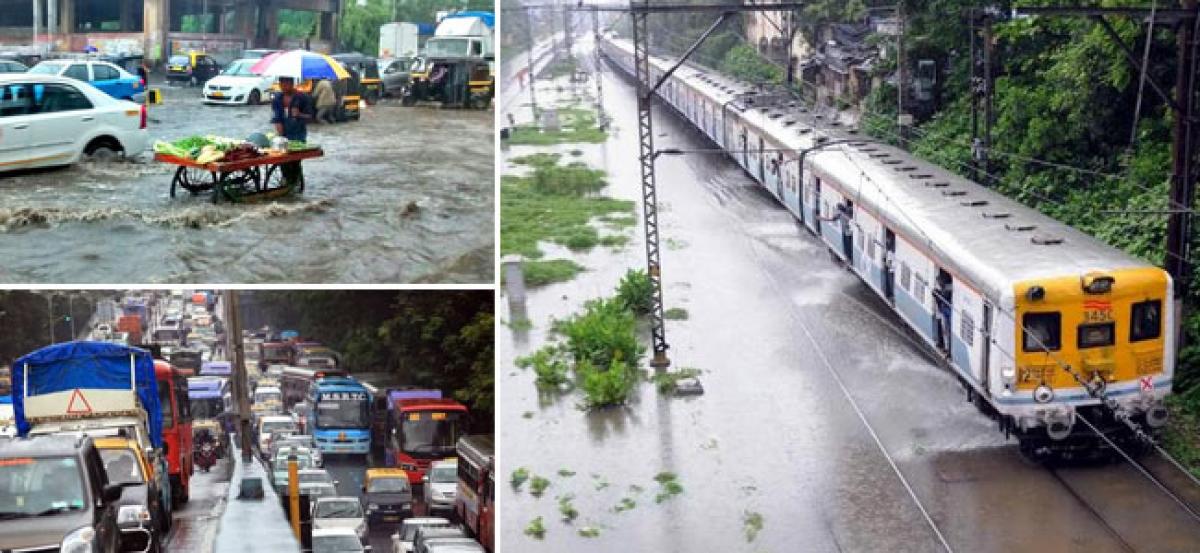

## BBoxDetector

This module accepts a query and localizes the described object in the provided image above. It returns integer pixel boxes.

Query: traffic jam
[0,291,494,553]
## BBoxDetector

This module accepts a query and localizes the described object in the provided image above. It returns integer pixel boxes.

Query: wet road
[165,456,232,552]
[0,81,493,284]
[499,39,1200,552]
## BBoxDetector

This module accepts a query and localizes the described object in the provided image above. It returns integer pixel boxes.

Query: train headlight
[1033,384,1054,404]
[1001,366,1016,384]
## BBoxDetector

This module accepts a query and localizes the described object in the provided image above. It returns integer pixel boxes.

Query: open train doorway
[933,268,953,356]
[883,229,896,304]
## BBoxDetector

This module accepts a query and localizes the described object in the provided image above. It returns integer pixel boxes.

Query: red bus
[456,435,494,552]
[154,360,194,505]
[384,391,468,483]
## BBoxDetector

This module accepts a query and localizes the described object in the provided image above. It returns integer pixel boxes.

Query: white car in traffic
[203,59,274,105]
[0,74,147,172]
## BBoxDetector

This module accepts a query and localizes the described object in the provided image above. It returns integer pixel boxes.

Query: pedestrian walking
[313,78,338,124]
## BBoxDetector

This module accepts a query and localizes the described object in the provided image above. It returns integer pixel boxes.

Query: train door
[795,169,805,222]
[883,229,896,304]
[933,268,953,356]
[811,177,822,234]
[980,304,993,397]
[739,130,748,169]
[757,136,766,182]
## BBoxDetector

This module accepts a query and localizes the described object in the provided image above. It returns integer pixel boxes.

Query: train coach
[599,35,1173,457]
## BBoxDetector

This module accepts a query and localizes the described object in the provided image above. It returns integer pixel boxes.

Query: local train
[599,36,1173,456]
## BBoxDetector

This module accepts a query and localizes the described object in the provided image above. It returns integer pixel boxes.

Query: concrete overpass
[0,0,342,65]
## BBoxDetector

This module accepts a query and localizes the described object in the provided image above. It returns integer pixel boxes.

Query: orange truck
[118,315,143,345]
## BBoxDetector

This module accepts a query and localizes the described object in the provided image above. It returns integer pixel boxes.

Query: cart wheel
[178,167,217,195]
[170,167,185,198]
[263,164,284,191]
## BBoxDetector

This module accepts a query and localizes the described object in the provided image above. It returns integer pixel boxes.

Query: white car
[203,58,274,105]
[392,518,451,553]
[257,415,298,454]
[313,527,365,553]
[422,460,457,514]
[0,74,148,172]
[312,496,368,544]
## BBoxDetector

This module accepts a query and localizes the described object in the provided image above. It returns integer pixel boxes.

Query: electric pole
[897,0,909,145]
[525,6,538,119]
[224,290,253,462]
[32,0,40,53]
[968,8,995,183]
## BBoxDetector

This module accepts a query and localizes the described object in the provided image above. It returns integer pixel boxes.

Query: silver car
[312,496,367,544]
[422,460,457,514]
[379,57,412,97]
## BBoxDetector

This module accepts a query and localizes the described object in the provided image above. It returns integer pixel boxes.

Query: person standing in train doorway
[933,272,954,357]
[821,199,855,264]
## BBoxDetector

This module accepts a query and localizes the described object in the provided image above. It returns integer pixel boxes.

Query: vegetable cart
[154,148,324,204]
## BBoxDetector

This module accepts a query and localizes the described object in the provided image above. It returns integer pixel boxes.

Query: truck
[426,14,494,60]
[379,22,421,59]
[10,341,174,512]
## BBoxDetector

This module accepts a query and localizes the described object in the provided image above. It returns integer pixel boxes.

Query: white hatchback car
[0,74,148,172]
[312,496,368,544]
[203,58,275,105]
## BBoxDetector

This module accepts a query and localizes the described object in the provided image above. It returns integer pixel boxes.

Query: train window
[900,263,911,291]
[1022,312,1062,352]
[914,275,927,301]
[961,314,975,346]
[1131,300,1162,342]
[1078,322,1115,349]
[867,239,876,259]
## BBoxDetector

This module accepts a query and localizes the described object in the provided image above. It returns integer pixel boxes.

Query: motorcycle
[195,442,217,473]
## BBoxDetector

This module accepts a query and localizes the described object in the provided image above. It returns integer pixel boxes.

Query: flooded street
[0,83,493,284]
[499,40,1200,552]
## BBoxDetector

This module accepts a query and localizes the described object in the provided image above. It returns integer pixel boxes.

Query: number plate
[211,92,224,98]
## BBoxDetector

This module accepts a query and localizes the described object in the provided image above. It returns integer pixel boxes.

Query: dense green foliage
[615,269,654,315]
[242,291,494,428]
[0,292,98,366]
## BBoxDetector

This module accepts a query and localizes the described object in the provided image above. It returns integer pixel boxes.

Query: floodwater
[0,83,493,284]
[499,39,1200,552]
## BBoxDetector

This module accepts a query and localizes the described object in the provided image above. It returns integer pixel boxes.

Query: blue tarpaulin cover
[12,341,163,447]
[444,11,494,28]
[417,23,437,36]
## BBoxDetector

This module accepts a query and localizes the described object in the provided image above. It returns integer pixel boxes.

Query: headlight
[118,504,152,527]
[401,502,412,510]
[367,503,379,511]
[61,526,96,553]
[1034,384,1054,404]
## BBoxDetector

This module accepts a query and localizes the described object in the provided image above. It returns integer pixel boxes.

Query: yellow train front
[1004,268,1173,457]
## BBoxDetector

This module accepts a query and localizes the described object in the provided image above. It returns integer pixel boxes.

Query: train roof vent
[860,146,879,152]
[847,128,860,134]
[814,114,825,119]
[769,112,783,119]
[896,165,918,172]
[941,190,967,197]
[829,120,842,126]
[982,211,1011,218]
[788,101,798,107]
[883,159,902,165]
[783,120,796,126]
[849,141,868,147]
[1031,234,1064,245]
[870,152,889,158]
[1005,223,1037,232]
[798,127,812,134]
[911,173,934,179]
[961,200,989,207]
[815,136,830,144]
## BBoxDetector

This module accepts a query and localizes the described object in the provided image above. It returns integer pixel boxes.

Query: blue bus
[310,377,372,455]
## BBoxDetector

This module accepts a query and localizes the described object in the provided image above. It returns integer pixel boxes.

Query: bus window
[1022,312,1061,352]
[1131,300,1162,342]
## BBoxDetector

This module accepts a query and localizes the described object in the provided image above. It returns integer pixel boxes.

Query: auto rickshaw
[401,56,493,109]
[331,52,382,105]
[192,420,228,459]
[332,66,363,122]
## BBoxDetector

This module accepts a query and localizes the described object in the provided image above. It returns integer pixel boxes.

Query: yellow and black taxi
[95,436,168,552]
[362,468,413,524]
[166,51,221,87]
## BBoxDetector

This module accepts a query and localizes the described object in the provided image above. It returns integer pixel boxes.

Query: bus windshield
[261,344,290,363]
[315,394,369,429]
[400,411,462,458]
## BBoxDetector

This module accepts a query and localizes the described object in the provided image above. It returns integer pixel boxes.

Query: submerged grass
[523,259,585,287]
[525,516,546,539]
[506,107,608,145]
[500,173,633,262]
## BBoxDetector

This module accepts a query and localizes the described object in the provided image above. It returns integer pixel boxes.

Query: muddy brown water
[0,85,493,284]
